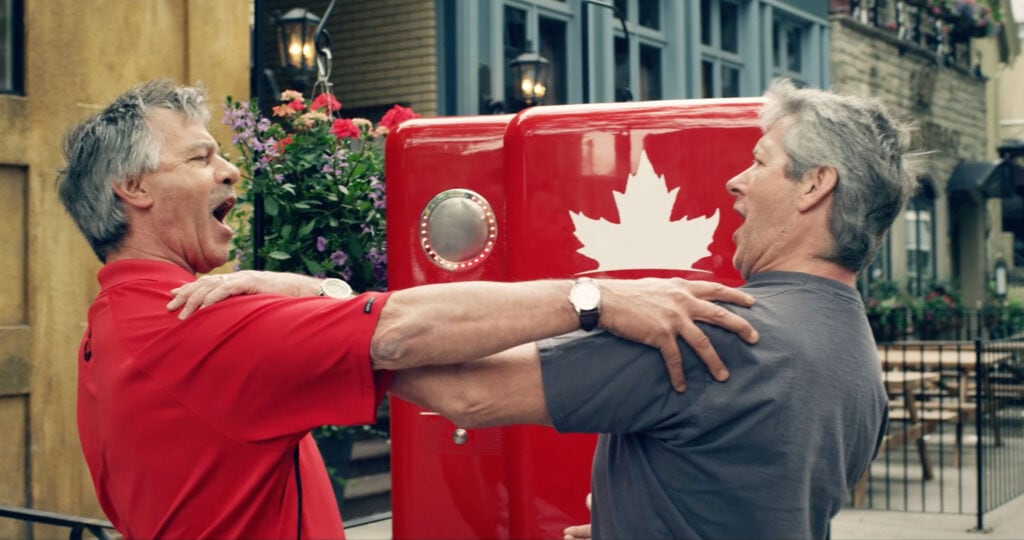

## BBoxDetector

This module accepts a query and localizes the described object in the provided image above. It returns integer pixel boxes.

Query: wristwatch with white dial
[568,277,601,331]
[317,278,353,299]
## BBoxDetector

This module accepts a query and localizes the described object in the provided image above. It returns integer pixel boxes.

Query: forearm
[372,280,578,370]
[390,344,552,428]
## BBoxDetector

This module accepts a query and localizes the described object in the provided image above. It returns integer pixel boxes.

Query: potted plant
[864,281,916,342]
[221,88,418,509]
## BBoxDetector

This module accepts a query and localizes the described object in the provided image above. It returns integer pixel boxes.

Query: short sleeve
[131,291,393,446]
[539,330,711,436]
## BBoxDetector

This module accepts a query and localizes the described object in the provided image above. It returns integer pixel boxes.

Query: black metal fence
[852,336,1024,530]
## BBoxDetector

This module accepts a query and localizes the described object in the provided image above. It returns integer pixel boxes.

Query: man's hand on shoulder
[598,278,759,392]
[166,270,322,320]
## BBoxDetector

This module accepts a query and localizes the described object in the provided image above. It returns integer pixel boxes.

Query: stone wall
[831,15,988,300]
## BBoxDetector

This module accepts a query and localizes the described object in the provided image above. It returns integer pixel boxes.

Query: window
[503,1,571,106]
[772,15,808,86]
[613,0,666,101]
[905,182,936,296]
[442,0,828,115]
[0,0,22,94]
[700,0,744,97]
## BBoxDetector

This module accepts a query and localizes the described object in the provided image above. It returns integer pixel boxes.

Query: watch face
[321,279,353,299]
[570,281,601,310]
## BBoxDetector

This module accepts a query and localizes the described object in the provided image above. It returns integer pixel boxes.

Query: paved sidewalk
[831,493,1024,540]
[345,494,1024,539]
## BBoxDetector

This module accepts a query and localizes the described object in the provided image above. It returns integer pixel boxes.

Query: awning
[946,159,1017,198]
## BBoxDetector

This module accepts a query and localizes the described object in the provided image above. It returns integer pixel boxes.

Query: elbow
[429,388,499,429]
[370,322,418,370]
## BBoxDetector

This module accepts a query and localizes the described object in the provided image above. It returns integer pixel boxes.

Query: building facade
[0,1,248,536]
[2,0,1020,533]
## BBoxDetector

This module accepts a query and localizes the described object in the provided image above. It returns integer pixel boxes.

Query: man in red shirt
[57,79,758,539]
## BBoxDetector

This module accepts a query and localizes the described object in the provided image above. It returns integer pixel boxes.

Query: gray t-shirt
[539,271,888,539]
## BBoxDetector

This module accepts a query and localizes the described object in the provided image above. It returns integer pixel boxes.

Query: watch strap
[578,308,599,331]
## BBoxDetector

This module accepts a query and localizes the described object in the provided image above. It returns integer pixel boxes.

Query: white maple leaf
[569,150,719,272]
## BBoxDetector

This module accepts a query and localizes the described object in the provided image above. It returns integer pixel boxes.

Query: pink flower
[288,99,305,112]
[331,118,360,140]
[379,104,419,131]
[272,104,297,118]
[280,89,304,102]
[311,93,342,112]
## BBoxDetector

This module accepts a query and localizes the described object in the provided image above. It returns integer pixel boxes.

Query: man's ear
[111,176,154,209]
[796,165,838,212]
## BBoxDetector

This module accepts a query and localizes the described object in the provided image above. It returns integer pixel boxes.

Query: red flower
[331,118,360,140]
[288,99,305,112]
[379,104,419,131]
[311,93,342,112]
[274,135,293,153]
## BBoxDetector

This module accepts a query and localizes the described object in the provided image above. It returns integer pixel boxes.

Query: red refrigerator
[386,99,763,539]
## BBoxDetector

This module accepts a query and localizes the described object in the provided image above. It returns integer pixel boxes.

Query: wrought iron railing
[853,338,1024,530]
[0,504,116,539]
[831,0,992,69]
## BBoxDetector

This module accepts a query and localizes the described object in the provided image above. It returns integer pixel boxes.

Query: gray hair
[760,79,918,273]
[57,79,211,262]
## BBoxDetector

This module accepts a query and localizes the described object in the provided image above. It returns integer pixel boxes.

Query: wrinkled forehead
[146,108,216,152]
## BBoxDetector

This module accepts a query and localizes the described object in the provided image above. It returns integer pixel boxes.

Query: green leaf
[264,196,279,216]
[268,251,291,260]
[299,220,316,236]
[302,256,324,275]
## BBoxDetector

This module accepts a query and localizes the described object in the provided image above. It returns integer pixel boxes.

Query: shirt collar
[97,259,195,290]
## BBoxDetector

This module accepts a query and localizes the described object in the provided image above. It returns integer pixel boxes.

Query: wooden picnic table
[853,370,947,507]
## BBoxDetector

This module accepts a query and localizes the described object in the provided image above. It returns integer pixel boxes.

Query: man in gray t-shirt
[392,80,917,539]
[540,272,887,538]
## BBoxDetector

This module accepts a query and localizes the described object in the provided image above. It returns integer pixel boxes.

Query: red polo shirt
[76,259,393,539]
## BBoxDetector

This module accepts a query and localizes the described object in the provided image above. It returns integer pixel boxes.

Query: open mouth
[212,197,236,223]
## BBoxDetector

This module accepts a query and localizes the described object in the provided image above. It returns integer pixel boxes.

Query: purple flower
[330,250,349,267]
[316,236,327,253]
[366,246,386,266]
[368,190,386,210]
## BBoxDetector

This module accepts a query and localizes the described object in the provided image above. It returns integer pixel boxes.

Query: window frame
[0,0,24,95]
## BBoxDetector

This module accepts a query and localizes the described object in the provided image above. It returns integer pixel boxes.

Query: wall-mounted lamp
[510,52,551,107]
[254,0,336,271]
[481,51,552,114]
[275,8,321,92]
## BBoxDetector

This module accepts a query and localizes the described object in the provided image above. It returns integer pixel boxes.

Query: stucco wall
[0,1,249,535]
[831,16,989,303]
